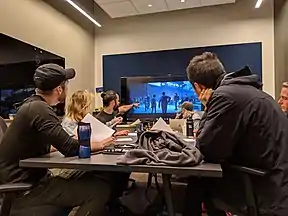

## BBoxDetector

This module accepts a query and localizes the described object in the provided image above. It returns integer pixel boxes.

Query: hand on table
[102,136,116,147]
[91,136,116,151]
[114,130,129,137]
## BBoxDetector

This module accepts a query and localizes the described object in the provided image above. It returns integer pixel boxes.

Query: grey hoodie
[117,130,202,166]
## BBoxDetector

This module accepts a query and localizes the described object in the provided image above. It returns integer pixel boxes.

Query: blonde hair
[66,90,94,122]
[283,82,288,88]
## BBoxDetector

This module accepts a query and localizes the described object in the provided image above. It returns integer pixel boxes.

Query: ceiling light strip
[65,0,102,27]
[255,0,263,8]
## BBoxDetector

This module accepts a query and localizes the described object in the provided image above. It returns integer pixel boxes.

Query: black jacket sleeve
[196,93,239,163]
[28,102,79,157]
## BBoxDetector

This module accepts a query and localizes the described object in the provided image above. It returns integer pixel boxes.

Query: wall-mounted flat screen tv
[121,75,203,121]
[0,33,65,118]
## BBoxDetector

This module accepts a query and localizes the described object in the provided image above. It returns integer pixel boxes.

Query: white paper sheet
[151,117,175,134]
[77,113,115,142]
[116,137,133,143]
[130,119,141,126]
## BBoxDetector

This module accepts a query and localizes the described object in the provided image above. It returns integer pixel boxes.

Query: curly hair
[66,90,94,122]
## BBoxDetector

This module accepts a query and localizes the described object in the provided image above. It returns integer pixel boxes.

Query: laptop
[169,119,186,133]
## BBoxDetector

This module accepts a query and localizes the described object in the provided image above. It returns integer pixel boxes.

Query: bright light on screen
[128,80,202,115]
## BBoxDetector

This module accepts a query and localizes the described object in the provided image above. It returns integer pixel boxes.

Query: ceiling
[94,0,236,18]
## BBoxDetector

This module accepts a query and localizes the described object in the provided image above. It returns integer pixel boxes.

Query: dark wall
[0,33,63,65]
[103,42,262,94]
[0,33,65,118]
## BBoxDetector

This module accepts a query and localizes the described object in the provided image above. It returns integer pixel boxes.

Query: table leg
[162,174,175,216]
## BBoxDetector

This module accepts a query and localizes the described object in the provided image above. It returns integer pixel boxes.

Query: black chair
[0,117,32,216]
[0,117,70,216]
[0,183,32,216]
[228,165,267,216]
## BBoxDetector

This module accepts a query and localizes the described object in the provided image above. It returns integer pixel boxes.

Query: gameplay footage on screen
[121,76,202,120]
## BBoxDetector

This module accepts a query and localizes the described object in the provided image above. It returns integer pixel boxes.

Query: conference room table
[20,151,222,216]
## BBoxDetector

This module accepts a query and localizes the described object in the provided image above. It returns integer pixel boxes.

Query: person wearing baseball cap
[175,101,201,130]
[0,63,111,216]
[33,63,76,104]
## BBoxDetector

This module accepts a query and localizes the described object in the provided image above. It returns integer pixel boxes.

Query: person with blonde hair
[54,90,114,178]
[62,90,114,148]
[60,90,132,215]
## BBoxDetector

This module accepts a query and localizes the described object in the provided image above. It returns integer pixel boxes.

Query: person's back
[212,72,288,214]
[0,64,112,216]
[201,71,288,169]
[0,95,77,184]
[184,52,288,216]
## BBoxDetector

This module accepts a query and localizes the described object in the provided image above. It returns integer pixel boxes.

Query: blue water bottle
[77,122,91,158]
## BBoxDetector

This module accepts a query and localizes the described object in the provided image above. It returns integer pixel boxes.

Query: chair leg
[243,174,260,216]
[147,173,153,188]
[0,193,15,216]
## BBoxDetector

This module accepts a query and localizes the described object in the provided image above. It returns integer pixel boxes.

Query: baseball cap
[180,102,194,111]
[33,63,76,91]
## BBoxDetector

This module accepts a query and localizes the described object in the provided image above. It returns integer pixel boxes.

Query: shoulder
[61,117,77,136]
[210,90,235,105]
[19,100,54,116]
[62,117,77,126]
[96,111,106,121]
[192,111,202,120]
[205,91,236,114]
[96,110,105,118]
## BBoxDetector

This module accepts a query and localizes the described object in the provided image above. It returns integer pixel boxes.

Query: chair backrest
[0,117,7,143]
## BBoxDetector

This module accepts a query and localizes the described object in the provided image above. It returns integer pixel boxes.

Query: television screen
[121,76,202,120]
[0,33,65,118]
[0,88,35,115]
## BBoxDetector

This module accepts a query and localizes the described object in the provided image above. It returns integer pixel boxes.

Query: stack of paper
[130,119,141,126]
[151,118,175,134]
[76,113,115,142]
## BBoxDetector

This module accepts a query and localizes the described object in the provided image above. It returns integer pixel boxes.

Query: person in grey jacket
[175,101,201,130]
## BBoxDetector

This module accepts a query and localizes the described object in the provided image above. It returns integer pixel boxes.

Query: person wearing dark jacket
[183,52,288,216]
[0,64,111,216]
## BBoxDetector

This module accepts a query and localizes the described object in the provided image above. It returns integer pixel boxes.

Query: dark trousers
[183,169,250,216]
[12,173,111,216]
[101,172,131,202]
[183,177,227,216]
